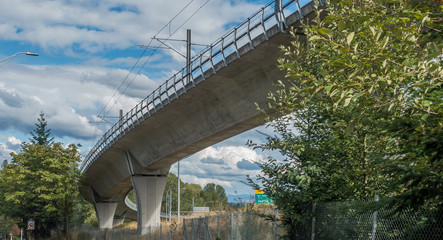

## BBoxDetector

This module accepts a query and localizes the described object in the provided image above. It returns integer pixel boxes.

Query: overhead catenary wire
[93,0,211,139]
[120,0,212,94]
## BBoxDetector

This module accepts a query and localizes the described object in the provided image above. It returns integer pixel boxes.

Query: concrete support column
[94,201,118,229]
[132,175,167,235]
[113,211,127,226]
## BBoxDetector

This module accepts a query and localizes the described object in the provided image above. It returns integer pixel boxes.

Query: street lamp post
[0,52,39,68]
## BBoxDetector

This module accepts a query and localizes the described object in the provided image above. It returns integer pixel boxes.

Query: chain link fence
[310,201,442,240]
[67,202,442,240]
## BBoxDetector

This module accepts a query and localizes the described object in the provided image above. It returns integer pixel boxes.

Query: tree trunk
[65,212,70,240]
[56,220,61,240]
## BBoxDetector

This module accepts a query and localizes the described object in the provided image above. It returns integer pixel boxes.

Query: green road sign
[255,190,272,205]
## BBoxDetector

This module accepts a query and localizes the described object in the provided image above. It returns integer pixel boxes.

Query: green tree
[181,183,204,211]
[0,171,17,238]
[249,0,442,238]
[159,173,228,213]
[161,173,205,212]
[0,115,81,239]
[200,183,228,210]
[30,112,54,146]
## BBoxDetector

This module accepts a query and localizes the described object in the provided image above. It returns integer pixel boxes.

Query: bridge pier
[94,201,118,229]
[126,150,169,235]
[90,187,121,229]
[113,210,127,226]
[131,175,167,235]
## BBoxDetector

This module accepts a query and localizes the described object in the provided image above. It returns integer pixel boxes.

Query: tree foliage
[200,183,229,210]
[0,113,81,239]
[249,0,442,238]
[160,173,228,212]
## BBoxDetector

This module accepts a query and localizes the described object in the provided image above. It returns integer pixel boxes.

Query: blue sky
[0,0,289,195]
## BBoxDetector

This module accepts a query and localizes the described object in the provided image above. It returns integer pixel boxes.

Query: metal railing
[80,0,314,173]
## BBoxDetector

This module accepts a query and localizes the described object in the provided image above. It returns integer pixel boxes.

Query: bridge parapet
[80,0,316,173]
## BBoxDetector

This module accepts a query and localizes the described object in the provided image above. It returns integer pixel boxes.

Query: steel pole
[186,29,191,84]
[178,161,181,222]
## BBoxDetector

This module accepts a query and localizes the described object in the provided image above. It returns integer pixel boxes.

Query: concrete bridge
[79,0,318,235]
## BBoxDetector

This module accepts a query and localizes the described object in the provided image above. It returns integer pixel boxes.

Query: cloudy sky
[0,0,289,196]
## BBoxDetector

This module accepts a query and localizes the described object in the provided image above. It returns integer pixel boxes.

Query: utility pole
[139,30,195,222]
[186,29,191,84]
[179,29,191,223]
[140,28,203,84]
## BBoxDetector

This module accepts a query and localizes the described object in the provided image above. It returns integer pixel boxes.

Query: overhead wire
[92,0,211,138]
[117,0,211,104]
[96,0,196,121]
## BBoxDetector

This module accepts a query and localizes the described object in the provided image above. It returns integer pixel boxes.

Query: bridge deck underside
[80,2,317,220]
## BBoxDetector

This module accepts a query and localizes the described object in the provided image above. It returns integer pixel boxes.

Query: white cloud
[0,0,278,194]
[0,63,158,139]
[0,0,264,53]
[7,136,21,145]
[0,134,24,161]
[181,175,233,189]
[172,144,266,194]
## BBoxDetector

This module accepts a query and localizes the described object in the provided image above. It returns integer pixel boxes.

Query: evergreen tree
[30,112,54,146]
[1,160,7,168]
[0,115,81,239]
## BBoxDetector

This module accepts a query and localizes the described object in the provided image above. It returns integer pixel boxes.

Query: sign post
[27,218,35,240]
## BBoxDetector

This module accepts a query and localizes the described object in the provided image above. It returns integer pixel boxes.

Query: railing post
[209,45,216,73]
[233,28,240,58]
[275,0,287,32]
[221,37,227,66]
[261,7,269,40]
[199,54,205,80]
[295,0,304,19]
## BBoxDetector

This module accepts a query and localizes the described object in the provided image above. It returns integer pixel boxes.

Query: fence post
[311,202,316,240]
[217,215,220,237]
[149,225,151,240]
[371,194,379,240]
[184,218,188,240]
[230,212,234,240]
[273,208,277,240]
[248,212,252,240]
[204,216,213,240]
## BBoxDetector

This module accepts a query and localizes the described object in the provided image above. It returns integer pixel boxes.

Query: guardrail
[80,0,313,173]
